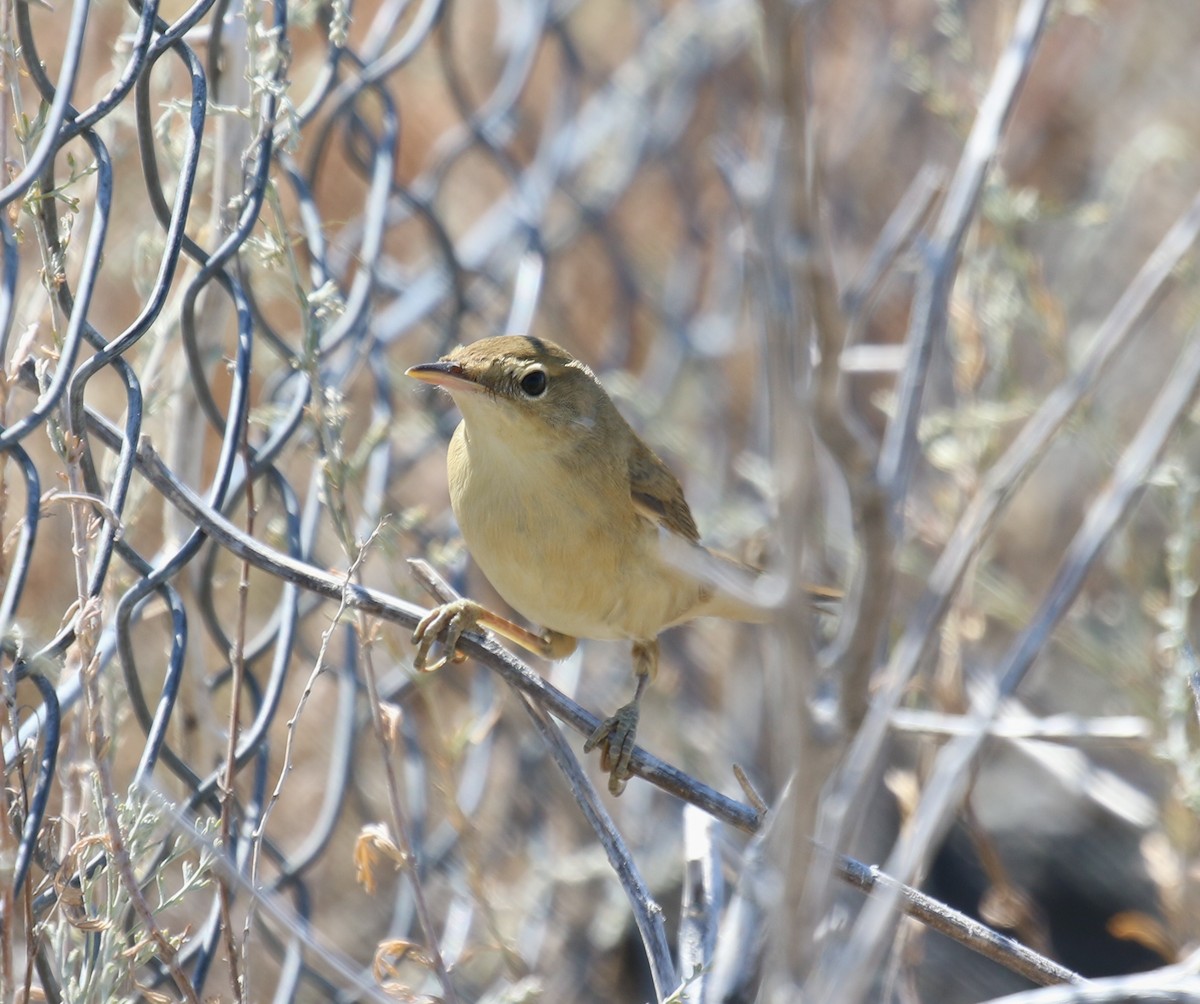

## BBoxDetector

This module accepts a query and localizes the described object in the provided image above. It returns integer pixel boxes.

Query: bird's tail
[673,540,841,623]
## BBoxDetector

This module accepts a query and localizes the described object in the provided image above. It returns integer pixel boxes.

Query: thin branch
[411,561,680,1001]
[708,797,777,1001]
[518,694,678,1000]
[979,976,1200,1004]
[677,806,722,1001]
[841,163,947,328]
[876,0,1052,512]
[781,0,898,731]
[356,596,461,1004]
[889,709,1151,743]
[217,438,255,1004]
[836,856,1083,988]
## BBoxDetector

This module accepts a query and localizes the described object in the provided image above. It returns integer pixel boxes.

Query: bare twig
[889,709,1151,743]
[876,0,1053,512]
[677,807,723,1001]
[522,697,679,1000]
[732,763,768,820]
[356,594,461,1004]
[39,490,123,534]
[836,856,1083,988]
[772,0,896,734]
[708,803,776,1001]
[841,163,947,329]
[979,976,1200,1003]
[217,439,255,1004]
[410,561,680,1001]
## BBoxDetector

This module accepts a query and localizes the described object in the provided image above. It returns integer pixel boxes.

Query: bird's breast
[446,423,707,641]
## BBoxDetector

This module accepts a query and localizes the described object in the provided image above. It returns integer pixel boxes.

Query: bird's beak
[405,360,480,392]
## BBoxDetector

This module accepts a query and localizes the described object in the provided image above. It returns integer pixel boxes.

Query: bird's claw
[584,700,641,795]
[411,599,481,671]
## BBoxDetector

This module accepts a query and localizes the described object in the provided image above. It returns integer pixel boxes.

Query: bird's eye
[520,369,548,398]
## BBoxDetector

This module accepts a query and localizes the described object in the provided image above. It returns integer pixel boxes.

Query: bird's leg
[412,599,577,671]
[584,639,658,795]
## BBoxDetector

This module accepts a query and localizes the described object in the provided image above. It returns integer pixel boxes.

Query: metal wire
[0,0,778,999]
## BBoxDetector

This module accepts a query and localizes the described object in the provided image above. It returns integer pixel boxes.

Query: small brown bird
[407,335,816,794]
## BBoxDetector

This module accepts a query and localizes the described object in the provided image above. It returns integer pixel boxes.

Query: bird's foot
[584,700,641,796]
[411,598,486,671]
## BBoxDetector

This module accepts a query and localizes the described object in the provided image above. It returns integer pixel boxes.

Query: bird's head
[406,335,615,451]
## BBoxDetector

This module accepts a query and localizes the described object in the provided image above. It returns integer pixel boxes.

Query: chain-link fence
[5,0,1200,1001]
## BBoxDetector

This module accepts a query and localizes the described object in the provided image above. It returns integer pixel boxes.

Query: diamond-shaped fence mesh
[5,0,1200,1001]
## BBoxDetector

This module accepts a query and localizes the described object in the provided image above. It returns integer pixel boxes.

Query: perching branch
[410,559,680,1002]
[836,856,1084,989]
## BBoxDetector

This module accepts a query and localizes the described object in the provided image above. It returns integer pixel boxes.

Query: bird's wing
[628,437,701,543]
